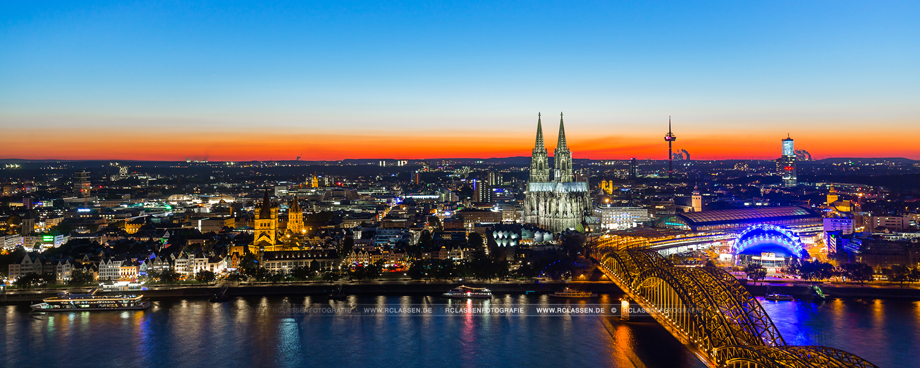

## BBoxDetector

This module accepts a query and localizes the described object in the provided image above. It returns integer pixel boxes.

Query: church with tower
[523,113,592,233]
[229,189,307,268]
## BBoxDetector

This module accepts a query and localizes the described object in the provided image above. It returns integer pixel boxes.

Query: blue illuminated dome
[732,224,804,257]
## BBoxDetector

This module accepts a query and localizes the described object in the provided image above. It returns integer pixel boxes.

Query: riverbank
[7,278,920,304]
[0,280,621,304]
[745,282,920,299]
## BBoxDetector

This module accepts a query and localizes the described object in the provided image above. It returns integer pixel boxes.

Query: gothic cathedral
[523,113,592,233]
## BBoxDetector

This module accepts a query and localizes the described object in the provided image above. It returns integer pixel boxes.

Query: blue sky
[1,1,918,160]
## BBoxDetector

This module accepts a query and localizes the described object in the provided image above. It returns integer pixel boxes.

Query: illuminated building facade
[691,187,702,213]
[287,196,304,234]
[253,189,278,248]
[777,134,797,187]
[473,178,492,204]
[523,113,592,233]
[656,206,822,234]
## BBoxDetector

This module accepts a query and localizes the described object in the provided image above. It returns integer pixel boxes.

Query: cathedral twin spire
[530,112,572,183]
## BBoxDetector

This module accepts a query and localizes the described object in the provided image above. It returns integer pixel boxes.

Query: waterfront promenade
[5,277,920,304]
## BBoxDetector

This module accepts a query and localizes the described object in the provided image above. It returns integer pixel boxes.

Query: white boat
[443,286,492,299]
[30,289,150,312]
[549,288,597,298]
[765,293,794,301]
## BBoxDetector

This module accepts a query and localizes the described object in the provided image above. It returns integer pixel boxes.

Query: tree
[515,263,537,279]
[152,270,181,284]
[321,271,341,282]
[799,260,835,281]
[467,232,484,250]
[418,230,433,253]
[195,270,216,283]
[407,261,426,280]
[841,262,874,284]
[434,259,456,280]
[14,273,50,288]
[744,264,767,283]
[909,267,920,286]
[69,270,95,286]
[885,265,909,286]
[365,261,382,280]
[341,237,355,256]
[291,266,311,280]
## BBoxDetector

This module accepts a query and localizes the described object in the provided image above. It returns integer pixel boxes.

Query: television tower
[664,116,677,178]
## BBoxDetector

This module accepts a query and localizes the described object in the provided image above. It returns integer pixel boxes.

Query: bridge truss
[598,249,877,368]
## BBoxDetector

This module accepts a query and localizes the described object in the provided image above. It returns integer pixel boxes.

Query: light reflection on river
[2,294,709,368]
[4,294,914,367]
[759,297,920,368]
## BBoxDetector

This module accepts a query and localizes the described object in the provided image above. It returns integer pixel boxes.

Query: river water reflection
[2,294,916,367]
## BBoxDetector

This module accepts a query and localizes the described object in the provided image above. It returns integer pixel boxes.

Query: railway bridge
[597,249,877,368]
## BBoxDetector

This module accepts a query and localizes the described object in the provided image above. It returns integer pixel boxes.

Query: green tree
[418,230,433,252]
[467,232,484,250]
[407,261,426,280]
[744,264,767,283]
[341,237,355,256]
[515,263,536,279]
[885,265,909,286]
[14,273,50,288]
[291,266,311,280]
[195,270,216,283]
[799,260,835,280]
[69,270,95,286]
[841,262,874,284]
[909,267,920,286]
[153,270,181,284]
[321,271,341,282]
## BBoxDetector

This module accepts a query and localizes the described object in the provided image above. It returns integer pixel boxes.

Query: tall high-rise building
[663,117,677,178]
[487,171,502,187]
[74,171,91,205]
[629,158,638,178]
[523,112,592,233]
[777,134,797,187]
[474,178,492,204]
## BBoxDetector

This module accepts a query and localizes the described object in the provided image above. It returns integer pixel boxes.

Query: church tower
[253,189,277,247]
[287,196,304,234]
[553,112,573,183]
[529,113,550,183]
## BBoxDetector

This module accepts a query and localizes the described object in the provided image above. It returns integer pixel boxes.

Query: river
[2,294,917,367]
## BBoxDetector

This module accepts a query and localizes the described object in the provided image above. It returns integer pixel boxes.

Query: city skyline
[2,1,919,161]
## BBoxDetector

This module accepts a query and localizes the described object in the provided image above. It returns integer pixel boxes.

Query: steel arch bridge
[598,249,876,368]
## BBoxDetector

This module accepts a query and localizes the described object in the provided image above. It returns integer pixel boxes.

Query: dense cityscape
[3,1,919,368]
[3,120,919,289]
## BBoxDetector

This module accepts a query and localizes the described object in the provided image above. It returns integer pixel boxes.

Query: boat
[30,289,150,312]
[549,287,597,298]
[765,293,794,301]
[329,285,347,300]
[811,285,829,300]
[443,285,492,299]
